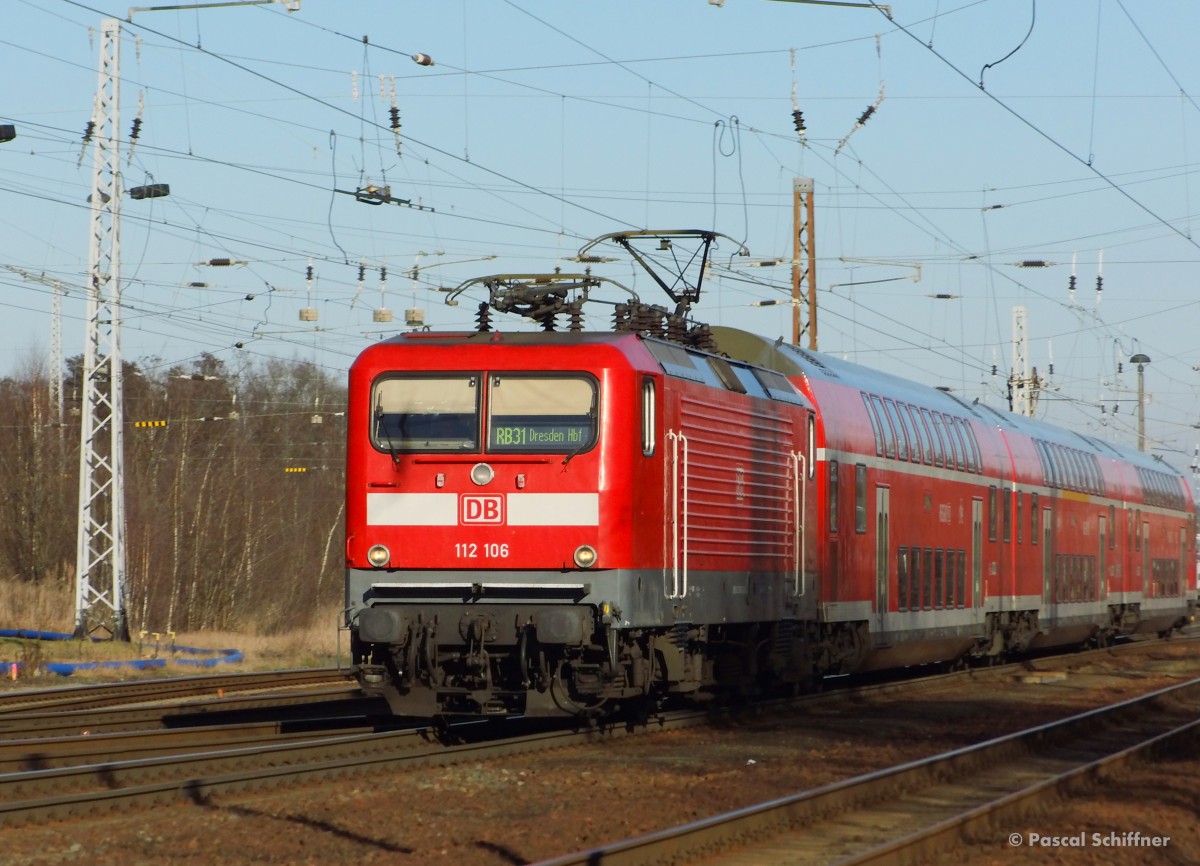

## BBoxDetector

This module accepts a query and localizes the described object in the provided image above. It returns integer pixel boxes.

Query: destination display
[489,417,592,451]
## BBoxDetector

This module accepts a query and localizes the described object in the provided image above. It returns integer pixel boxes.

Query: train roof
[369,329,643,348]
[710,325,1186,479]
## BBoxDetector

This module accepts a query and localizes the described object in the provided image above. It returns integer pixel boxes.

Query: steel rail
[530,674,1200,866]
[0,667,351,714]
[0,686,370,739]
[1,636,1195,830]
[0,708,713,827]
[0,717,382,773]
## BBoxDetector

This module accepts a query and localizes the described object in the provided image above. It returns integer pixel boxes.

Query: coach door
[1042,506,1054,611]
[875,486,890,635]
[1098,515,1108,604]
[972,498,983,607]
[1142,520,1150,591]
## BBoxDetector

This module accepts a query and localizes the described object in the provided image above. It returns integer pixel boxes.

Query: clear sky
[4,0,1200,473]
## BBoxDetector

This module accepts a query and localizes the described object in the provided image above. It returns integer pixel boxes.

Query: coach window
[956,550,966,607]
[862,393,885,457]
[1016,491,1023,544]
[949,418,966,470]
[922,547,934,609]
[487,375,597,454]
[1054,445,1069,489]
[1036,441,1053,489]
[960,419,980,473]
[829,460,840,533]
[933,548,943,609]
[1067,449,1084,492]
[641,377,656,457]
[898,404,921,463]
[372,374,480,452]
[1042,443,1055,489]
[1049,444,1064,489]
[855,464,867,534]
[1108,505,1116,549]
[1064,446,1079,491]
[988,486,997,542]
[909,547,922,610]
[1034,440,1050,487]
[907,405,925,463]
[884,399,910,461]
[938,413,961,470]
[1068,447,1082,490]
[921,408,944,467]
[910,405,933,464]
[897,547,909,612]
[1002,489,1012,543]
[945,549,955,607]
[1031,493,1040,544]
[965,423,982,473]
[871,395,896,459]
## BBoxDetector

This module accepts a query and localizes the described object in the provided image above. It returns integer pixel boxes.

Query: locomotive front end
[344,332,655,718]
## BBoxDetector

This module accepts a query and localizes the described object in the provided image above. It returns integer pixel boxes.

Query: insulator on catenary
[81,120,95,143]
[411,53,434,67]
[791,109,806,134]
[389,106,401,131]
[857,104,876,126]
[130,117,142,140]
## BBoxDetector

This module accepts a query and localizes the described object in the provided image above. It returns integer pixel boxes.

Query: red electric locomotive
[344,232,1196,718]
[344,324,820,716]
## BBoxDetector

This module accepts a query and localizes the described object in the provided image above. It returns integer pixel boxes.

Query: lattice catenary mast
[75,18,129,640]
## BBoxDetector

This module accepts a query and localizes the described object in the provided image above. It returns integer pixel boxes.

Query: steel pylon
[75,18,129,640]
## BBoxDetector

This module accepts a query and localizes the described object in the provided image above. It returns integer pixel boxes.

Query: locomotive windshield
[486,375,596,453]
[373,375,480,451]
[371,373,597,454]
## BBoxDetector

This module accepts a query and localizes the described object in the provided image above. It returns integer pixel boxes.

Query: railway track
[0,706,711,827]
[0,637,1192,837]
[531,672,1200,865]
[0,656,1009,827]
[0,667,353,714]
[0,669,373,739]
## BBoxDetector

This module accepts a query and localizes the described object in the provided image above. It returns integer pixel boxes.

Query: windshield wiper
[374,408,402,466]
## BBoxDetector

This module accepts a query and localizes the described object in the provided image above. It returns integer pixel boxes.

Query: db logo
[461,494,504,524]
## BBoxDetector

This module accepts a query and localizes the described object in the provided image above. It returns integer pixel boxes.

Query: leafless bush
[0,353,347,636]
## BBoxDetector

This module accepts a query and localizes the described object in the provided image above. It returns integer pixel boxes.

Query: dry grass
[0,578,345,684]
[0,578,74,633]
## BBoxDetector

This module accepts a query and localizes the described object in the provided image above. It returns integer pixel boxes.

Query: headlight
[470,462,494,486]
[573,545,597,568]
[366,544,391,568]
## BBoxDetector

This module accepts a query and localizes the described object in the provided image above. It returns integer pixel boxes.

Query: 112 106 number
[454,543,510,559]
